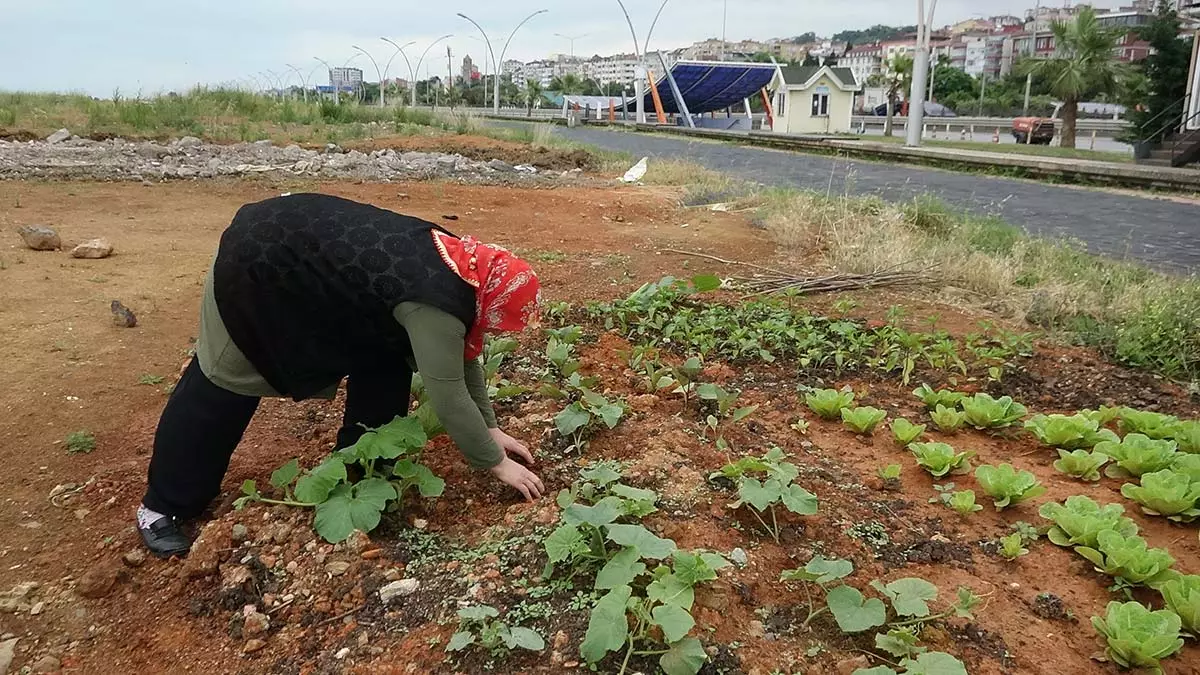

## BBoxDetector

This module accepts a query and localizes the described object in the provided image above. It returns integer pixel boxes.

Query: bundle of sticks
[660,248,935,297]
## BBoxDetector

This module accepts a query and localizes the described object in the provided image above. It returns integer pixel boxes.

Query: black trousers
[142,358,412,519]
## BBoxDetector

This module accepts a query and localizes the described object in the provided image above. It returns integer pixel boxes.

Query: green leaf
[545,524,585,563]
[974,463,1046,510]
[581,464,622,486]
[735,477,780,511]
[780,555,853,584]
[313,482,392,543]
[826,585,887,633]
[874,628,926,659]
[606,524,677,559]
[294,458,349,504]
[851,667,898,675]
[596,547,647,590]
[871,578,938,617]
[672,551,727,585]
[689,274,722,293]
[659,636,708,675]
[899,651,969,675]
[651,604,695,643]
[780,483,819,515]
[446,631,474,652]
[597,403,625,429]
[457,605,500,621]
[269,459,300,489]
[731,405,758,422]
[580,585,632,664]
[805,388,855,420]
[611,483,658,504]
[354,477,398,509]
[563,496,624,527]
[507,627,546,651]
[555,403,592,436]
[412,464,445,498]
[240,479,258,497]
[647,573,695,610]
[1091,601,1185,670]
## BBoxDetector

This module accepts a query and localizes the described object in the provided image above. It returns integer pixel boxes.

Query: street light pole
[380,38,416,107]
[459,10,548,115]
[1023,0,1041,116]
[397,35,454,109]
[353,45,386,107]
[721,0,728,61]
[555,32,588,58]
[905,0,939,147]
[285,64,309,103]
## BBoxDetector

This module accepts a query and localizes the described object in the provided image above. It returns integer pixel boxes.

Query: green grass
[860,135,1134,164]
[65,430,96,454]
[642,160,1200,383]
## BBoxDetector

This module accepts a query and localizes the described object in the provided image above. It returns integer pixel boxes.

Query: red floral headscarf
[432,230,541,360]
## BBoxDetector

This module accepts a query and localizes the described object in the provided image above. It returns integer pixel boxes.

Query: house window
[811,92,829,117]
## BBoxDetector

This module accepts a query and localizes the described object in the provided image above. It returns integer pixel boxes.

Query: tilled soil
[0,175,1198,675]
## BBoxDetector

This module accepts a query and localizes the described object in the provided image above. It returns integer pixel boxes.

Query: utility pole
[1023,0,1040,116]
[721,0,728,61]
[905,0,939,147]
[447,46,454,110]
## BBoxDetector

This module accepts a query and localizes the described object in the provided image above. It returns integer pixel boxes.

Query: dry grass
[646,160,1200,381]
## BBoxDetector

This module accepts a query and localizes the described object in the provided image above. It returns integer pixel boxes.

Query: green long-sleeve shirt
[195,268,504,469]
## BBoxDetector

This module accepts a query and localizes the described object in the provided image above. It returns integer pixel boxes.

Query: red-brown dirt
[0,174,1197,675]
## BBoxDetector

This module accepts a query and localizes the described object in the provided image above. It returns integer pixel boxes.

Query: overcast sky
[3,0,1070,96]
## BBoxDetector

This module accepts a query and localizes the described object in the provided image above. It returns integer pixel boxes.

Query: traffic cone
[992,128,1000,143]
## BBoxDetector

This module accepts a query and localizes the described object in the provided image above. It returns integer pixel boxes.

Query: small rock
[183,521,231,578]
[360,549,383,560]
[441,214,459,221]
[334,647,350,659]
[73,509,89,521]
[326,561,351,577]
[219,564,253,593]
[70,238,114,259]
[77,563,119,599]
[176,136,203,148]
[30,602,44,616]
[0,638,18,675]
[343,530,370,554]
[242,610,270,637]
[378,578,419,603]
[231,524,248,542]
[487,158,514,172]
[411,518,428,530]
[730,548,748,567]
[30,654,61,673]
[122,549,147,568]
[383,568,402,582]
[748,620,764,638]
[45,129,71,144]
[110,300,137,328]
[16,226,61,251]
[836,655,870,675]
[242,638,266,654]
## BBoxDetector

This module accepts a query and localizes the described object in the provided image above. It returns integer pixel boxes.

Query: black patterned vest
[211,193,475,400]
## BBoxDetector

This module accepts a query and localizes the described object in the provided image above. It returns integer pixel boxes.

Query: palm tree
[1022,7,1123,148]
[883,54,913,137]
[549,73,586,96]
[523,79,544,117]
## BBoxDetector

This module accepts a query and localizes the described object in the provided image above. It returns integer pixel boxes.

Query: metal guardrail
[851,115,1128,136]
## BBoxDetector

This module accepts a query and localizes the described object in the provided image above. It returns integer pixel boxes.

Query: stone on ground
[0,638,17,675]
[70,238,114,259]
[378,578,419,603]
[16,226,61,251]
[45,129,71,144]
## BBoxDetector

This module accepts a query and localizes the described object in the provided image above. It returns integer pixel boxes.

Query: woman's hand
[489,428,535,466]
[490,457,545,502]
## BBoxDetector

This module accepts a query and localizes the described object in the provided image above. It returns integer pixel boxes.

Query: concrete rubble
[0,134,554,184]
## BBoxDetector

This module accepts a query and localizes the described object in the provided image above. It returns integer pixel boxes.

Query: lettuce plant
[1174,420,1200,454]
[1158,574,1200,636]
[842,406,887,435]
[1039,495,1139,549]
[1117,408,1182,440]
[930,405,966,433]
[974,464,1046,510]
[1090,601,1184,671]
[1024,414,1119,450]
[1096,434,1179,479]
[1052,449,1110,482]
[912,384,965,410]
[960,393,1027,429]
[998,533,1028,560]
[909,443,974,478]
[891,418,926,445]
[1120,470,1200,522]
[931,484,981,515]
[805,388,855,420]
[1076,530,1176,586]
[1079,406,1121,426]
[1173,454,1200,482]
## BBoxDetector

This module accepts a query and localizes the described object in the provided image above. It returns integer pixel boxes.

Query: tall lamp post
[353,45,387,107]
[285,63,310,103]
[385,35,454,108]
[378,38,416,107]
[904,0,939,147]
[458,9,548,114]
[555,32,588,58]
[614,0,671,124]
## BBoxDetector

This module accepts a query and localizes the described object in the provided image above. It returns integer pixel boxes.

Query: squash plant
[235,416,443,543]
[554,386,628,454]
[712,447,818,543]
[447,605,545,656]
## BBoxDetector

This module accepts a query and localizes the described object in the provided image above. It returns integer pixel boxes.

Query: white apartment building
[586,54,641,86]
[842,43,884,84]
[329,67,363,91]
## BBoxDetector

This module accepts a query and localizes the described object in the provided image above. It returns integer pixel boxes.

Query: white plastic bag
[621,156,648,183]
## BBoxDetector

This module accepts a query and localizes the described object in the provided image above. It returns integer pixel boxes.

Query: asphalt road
[547,125,1200,271]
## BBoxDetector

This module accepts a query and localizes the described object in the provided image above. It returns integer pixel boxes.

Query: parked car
[869,101,957,117]
[1011,117,1056,145]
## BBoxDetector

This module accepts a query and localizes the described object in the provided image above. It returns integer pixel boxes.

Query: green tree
[523,79,544,117]
[1126,0,1193,141]
[549,73,586,95]
[802,53,820,67]
[1022,7,1124,148]
[931,57,976,101]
